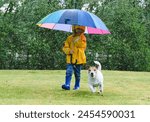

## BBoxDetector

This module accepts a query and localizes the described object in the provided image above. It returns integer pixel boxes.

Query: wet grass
[0,70,150,105]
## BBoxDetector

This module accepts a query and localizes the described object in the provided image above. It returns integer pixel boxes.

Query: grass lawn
[0,70,150,105]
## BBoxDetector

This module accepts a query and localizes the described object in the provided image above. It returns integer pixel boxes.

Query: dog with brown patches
[88,61,104,94]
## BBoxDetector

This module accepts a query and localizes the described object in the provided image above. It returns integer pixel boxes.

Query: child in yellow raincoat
[62,25,86,90]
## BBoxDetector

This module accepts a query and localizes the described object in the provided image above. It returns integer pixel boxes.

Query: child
[62,25,86,90]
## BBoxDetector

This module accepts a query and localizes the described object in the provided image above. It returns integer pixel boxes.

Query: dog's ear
[95,65,99,69]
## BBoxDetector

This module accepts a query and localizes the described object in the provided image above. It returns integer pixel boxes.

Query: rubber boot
[62,75,71,90]
[73,65,81,90]
[74,79,80,90]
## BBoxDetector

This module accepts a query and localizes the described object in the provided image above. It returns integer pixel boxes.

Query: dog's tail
[94,61,101,71]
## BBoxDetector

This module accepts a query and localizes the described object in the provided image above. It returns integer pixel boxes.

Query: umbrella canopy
[37,9,110,35]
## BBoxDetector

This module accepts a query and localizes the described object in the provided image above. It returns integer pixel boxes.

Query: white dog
[88,61,104,94]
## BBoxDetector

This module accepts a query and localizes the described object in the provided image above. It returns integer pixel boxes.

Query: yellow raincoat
[62,26,86,64]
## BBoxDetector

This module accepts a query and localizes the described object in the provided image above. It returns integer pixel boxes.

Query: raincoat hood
[72,25,85,33]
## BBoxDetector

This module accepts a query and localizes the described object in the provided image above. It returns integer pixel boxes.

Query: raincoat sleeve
[62,36,71,55]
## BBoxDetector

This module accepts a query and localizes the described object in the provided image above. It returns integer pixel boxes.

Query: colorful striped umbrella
[37,9,110,35]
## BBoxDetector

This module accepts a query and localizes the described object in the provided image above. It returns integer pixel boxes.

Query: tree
[86,0,150,71]
[0,0,150,71]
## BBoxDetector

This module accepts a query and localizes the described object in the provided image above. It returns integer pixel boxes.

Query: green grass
[0,70,150,105]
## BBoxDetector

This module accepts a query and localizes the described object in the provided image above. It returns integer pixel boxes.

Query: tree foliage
[0,0,150,71]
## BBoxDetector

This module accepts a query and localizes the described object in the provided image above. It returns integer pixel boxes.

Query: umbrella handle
[70,54,77,64]
[70,54,72,64]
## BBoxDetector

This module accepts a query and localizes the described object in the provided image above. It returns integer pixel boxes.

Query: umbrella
[37,9,110,35]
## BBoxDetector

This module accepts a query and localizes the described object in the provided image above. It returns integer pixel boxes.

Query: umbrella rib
[87,27,89,34]
[70,25,72,33]
[100,29,103,34]
[52,23,56,29]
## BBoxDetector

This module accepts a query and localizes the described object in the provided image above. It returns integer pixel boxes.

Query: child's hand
[70,50,74,54]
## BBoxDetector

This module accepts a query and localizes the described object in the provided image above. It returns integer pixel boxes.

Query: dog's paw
[99,93,103,96]
[100,92,104,96]
[98,90,103,96]
[92,91,96,93]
